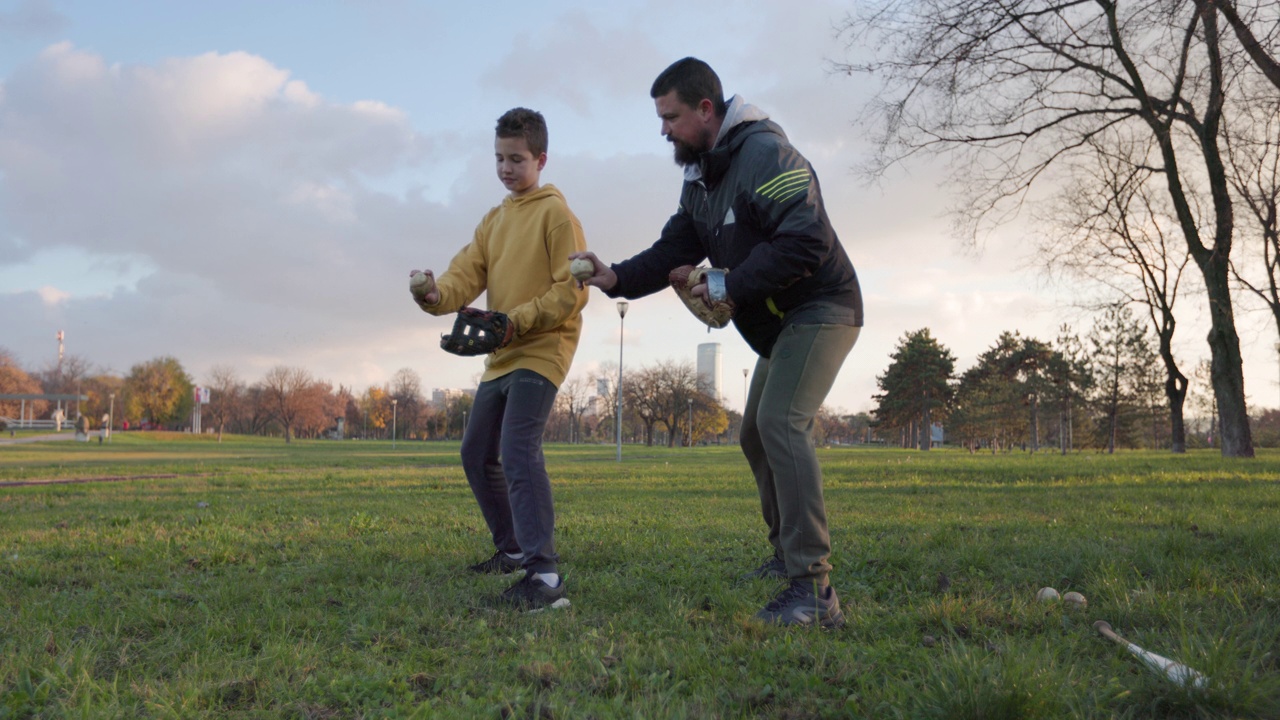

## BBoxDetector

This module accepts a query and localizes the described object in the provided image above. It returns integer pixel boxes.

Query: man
[572,57,863,628]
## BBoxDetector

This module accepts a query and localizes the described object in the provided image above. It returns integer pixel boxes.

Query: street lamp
[687,397,693,447]
[107,393,114,443]
[391,398,398,450]
[616,300,629,462]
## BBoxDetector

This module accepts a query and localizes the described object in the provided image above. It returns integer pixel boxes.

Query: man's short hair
[495,108,548,156]
[650,57,727,118]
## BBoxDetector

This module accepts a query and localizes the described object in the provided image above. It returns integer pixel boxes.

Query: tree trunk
[1163,360,1188,454]
[1203,266,1254,456]
[1029,394,1039,453]
[921,396,932,452]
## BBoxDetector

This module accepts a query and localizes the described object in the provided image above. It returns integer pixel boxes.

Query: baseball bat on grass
[1093,620,1207,689]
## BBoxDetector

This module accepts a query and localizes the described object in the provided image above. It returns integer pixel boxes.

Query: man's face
[495,136,545,197]
[655,90,714,167]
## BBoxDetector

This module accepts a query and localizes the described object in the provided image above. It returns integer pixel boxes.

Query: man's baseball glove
[669,265,733,329]
[440,307,514,356]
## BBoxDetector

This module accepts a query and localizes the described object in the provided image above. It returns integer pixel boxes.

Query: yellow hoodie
[424,184,588,387]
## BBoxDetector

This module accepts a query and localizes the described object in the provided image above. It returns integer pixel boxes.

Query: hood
[684,95,770,184]
[505,183,565,207]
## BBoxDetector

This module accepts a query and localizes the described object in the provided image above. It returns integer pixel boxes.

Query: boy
[409,107,588,611]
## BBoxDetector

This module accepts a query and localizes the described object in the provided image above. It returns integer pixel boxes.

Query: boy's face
[655,90,714,167]
[495,136,546,197]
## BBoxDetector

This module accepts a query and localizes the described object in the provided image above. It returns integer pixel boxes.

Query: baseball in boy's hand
[570,258,595,282]
[409,270,437,306]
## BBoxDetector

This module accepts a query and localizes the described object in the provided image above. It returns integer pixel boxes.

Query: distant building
[697,342,723,399]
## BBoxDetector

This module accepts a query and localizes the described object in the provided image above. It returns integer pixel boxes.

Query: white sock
[534,572,560,588]
[505,552,523,560]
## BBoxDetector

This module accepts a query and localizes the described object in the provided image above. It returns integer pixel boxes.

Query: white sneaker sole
[527,598,571,613]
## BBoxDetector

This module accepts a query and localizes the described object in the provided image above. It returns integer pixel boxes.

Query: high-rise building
[697,342,723,399]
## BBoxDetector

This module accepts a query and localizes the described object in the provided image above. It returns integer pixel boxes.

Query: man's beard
[669,127,713,167]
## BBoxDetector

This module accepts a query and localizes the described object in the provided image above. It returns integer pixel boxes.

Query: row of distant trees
[872,306,1256,453]
[0,347,873,447]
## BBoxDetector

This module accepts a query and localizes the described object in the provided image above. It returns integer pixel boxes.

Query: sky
[1,0,1277,416]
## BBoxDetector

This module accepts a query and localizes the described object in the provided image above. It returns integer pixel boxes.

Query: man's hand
[566,252,617,291]
[409,269,439,308]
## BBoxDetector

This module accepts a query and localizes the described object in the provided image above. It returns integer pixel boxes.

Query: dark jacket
[608,97,862,357]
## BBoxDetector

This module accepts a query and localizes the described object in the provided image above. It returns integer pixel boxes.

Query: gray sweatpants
[460,369,560,574]
[741,323,860,586]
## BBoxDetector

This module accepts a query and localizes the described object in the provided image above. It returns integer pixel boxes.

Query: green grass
[2,437,1278,718]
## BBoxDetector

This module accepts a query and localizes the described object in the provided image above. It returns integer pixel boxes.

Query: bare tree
[1041,135,1193,451]
[390,368,425,440]
[261,365,316,443]
[837,0,1256,456]
[625,365,666,446]
[1195,0,1280,90]
[556,375,594,443]
[206,364,245,442]
[1225,92,1280,356]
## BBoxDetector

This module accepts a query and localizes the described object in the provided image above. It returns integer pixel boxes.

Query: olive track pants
[741,323,860,586]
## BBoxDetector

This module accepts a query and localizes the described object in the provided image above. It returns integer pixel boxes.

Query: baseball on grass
[570,258,595,282]
[1036,587,1060,602]
[1062,591,1087,609]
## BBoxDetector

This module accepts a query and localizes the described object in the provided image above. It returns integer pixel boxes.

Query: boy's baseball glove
[440,307,514,356]
[669,265,733,329]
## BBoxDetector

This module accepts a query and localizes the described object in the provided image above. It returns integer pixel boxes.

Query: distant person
[572,58,863,628]
[409,107,589,612]
[74,413,90,442]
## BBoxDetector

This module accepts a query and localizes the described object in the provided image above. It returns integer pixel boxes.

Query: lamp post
[391,398,398,450]
[687,397,693,447]
[107,393,114,443]
[616,300,629,462]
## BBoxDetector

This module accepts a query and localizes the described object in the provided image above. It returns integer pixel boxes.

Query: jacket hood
[505,183,565,206]
[685,95,773,184]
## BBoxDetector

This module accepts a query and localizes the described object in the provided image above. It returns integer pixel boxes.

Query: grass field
[2,434,1278,719]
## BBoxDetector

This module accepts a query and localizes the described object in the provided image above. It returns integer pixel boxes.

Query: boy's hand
[567,252,617,291]
[409,269,439,308]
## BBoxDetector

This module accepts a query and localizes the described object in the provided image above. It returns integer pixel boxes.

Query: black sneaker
[741,553,788,581]
[468,551,522,575]
[754,580,845,628]
[497,573,570,612]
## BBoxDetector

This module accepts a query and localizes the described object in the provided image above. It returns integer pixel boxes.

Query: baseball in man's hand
[570,258,595,282]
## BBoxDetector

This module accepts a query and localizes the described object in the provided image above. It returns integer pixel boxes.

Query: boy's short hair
[650,57,727,118]
[496,108,548,156]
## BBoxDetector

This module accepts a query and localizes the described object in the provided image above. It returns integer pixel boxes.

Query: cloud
[36,285,68,304]
[0,0,67,37]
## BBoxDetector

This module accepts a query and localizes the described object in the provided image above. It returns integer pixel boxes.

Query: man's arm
[724,146,834,306]
[607,206,707,299]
